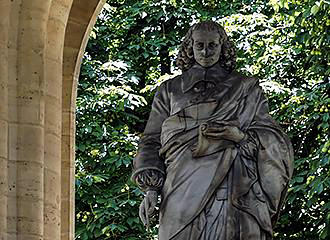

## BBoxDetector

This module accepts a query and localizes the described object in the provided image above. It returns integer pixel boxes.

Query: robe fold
[132,63,294,240]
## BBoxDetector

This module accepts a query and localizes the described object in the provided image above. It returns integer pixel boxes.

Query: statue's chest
[169,81,239,120]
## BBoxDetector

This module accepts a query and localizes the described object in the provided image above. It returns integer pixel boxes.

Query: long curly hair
[176,21,236,72]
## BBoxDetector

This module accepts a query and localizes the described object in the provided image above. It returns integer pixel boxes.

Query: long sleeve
[132,82,170,184]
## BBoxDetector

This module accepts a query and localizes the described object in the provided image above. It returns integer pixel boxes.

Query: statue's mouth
[200,58,214,64]
[200,56,214,61]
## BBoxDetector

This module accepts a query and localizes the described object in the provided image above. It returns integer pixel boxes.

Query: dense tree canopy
[75,0,329,239]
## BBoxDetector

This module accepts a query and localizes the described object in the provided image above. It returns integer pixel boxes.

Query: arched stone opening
[61,1,105,239]
[0,0,105,239]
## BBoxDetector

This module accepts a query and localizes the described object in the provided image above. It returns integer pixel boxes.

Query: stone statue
[132,21,294,240]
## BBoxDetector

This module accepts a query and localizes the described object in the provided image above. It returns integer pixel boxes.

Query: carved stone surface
[132,21,294,240]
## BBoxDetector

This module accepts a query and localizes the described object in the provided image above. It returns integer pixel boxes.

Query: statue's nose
[201,47,210,57]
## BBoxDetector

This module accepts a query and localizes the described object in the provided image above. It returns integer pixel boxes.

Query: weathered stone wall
[0,0,104,239]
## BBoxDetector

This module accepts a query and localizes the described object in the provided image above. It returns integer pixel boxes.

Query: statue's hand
[139,190,158,228]
[202,123,246,143]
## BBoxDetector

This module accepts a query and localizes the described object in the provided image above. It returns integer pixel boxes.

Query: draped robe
[132,63,294,239]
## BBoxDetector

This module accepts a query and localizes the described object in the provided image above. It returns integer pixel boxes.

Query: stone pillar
[14,0,51,239]
[0,0,105,239]
[7,0,20,238]
[0,1,10,240]
[44,1,73,240]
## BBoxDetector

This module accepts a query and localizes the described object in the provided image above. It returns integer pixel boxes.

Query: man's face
[192,30,222,68]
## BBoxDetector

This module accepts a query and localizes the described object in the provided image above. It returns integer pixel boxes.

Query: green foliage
[76,0,329,239]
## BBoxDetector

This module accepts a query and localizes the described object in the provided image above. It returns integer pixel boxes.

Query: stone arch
[0,0,105,239]
[61,1,105,239]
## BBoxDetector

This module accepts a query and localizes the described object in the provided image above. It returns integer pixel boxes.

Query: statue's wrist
[145,189,158,198]
[237,132,248,145]
[145,188,159,193]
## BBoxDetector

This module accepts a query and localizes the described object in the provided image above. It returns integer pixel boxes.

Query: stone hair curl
[176,21,236,72]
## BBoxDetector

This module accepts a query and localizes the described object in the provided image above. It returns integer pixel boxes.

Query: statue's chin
[197,61,217,68]
[195,57,218,68]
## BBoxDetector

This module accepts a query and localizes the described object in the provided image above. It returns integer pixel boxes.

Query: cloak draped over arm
[232,82,294,229]
[251,88,294,223]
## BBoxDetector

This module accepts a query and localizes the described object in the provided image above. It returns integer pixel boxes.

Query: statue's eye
[209,42,217,49]
[195,42,204,49]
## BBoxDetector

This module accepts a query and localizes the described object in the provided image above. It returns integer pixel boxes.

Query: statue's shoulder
[229,71,260,93]
[164,74,181,84]
[230,71,258,84]
[158,74,182,92]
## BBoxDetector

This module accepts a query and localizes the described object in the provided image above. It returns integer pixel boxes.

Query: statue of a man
[132,21,294,240]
